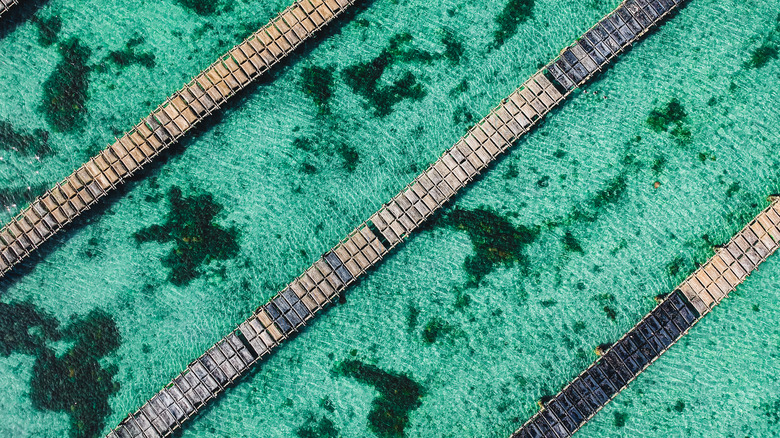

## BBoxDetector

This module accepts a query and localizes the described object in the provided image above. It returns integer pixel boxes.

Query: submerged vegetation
[562,230,584,254]
[422,317,454,344]
[342,33,433,116]
[293,135,360,173]
[296,416,340,438]
[0,303,120,438]
[452,104,477,128]
[335,359,424,438]
[593,293,618,321]
[545,165,632,230]
[41,38,92,133]
[761,398,780,424]
[614,411,629,428]
[746,41,778,69]
[745,14,780,69]
[174,0,223,15]
[441,28,465,64]
[493,0,535,48]
[33,15,62,47]
[104,36,156,69]
[0,302,59,356]
[647,98,691,143]
[438,207,538,285]
[0,120,52,157]
[301,64,336,115]
[134,186,239,286]
[31,310,121,438]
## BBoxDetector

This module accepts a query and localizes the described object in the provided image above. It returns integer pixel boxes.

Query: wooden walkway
[0,0,357,278]
[0,0,18,18]
[512,198,780,438]
[107,1,687,437]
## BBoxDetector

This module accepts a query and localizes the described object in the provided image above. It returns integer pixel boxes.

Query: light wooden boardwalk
[0,0,18,18]
[0,0,357,278]
[107,0,687,436]
[512,198,780,438]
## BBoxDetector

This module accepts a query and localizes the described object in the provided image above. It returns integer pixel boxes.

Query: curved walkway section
[107,1,686,437]
[0,0,18,18]
[511,198,780,438]
[0,0,356,278]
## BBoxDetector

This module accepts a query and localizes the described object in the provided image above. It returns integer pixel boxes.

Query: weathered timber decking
[511,198,780,438]
[107,1,686,436]
[0,0,357,278]
[0,0,18,18]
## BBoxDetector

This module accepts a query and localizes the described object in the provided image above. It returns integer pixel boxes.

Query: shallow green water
[1,0,779,437]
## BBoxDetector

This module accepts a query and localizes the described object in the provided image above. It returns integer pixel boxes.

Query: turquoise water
[1,0,780,437]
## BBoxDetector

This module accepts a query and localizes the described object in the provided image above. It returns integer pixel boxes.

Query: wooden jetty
[0,0,18,18]
[511,198,780,438]
[0,0,357,278]
[107,1,688,436]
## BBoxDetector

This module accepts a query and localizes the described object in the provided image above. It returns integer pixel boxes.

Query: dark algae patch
[175,0,222,15]
[32,15,62,47]
[593,293,618,321]
[104,37,156,69]
[422,317,453,344]
[31,309,121,438]
[342,33,433,116]
[406,303,419,332]
[725,181,740,198]
[647,98,691,143]
[441,28,465,64]
[336,142,360,172]
[335,359,424,438]
[0,302,59,356]
[134,186,239,286]
[745,15,779,69]
[0,302,121,438]
[452,104,477,127]
[293,134,360,173]
[647,98,687,131]
[746,41,778,68]
[761,398,780,424]
[562,230,584,254]
[41,38,91,133]
[0,120,52,157]
[592,174,627,210]
[301,64,336,114]
[614,411,629,427]
[296,416,339,438]
[543,167,632,238]
[439,207,538,285]
[493,0,535,48]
